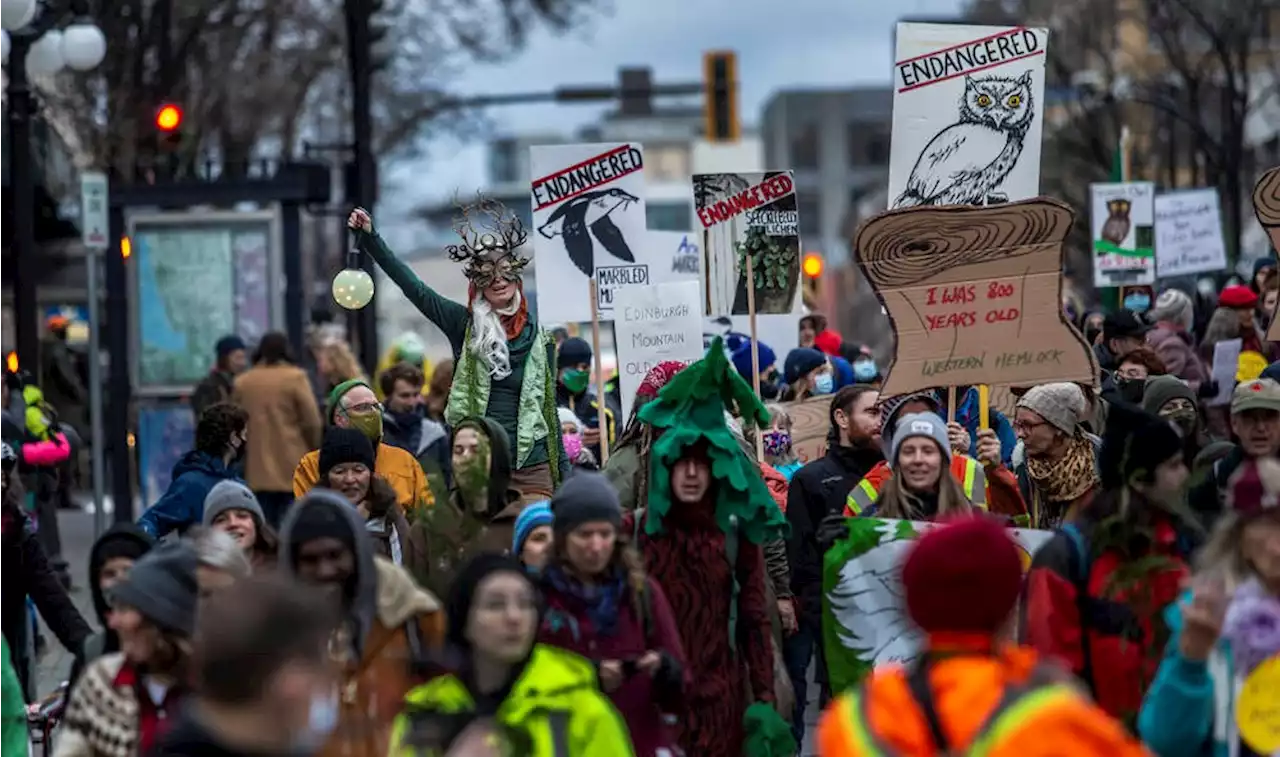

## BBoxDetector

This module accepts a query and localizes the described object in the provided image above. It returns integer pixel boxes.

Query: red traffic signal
[155,104,183,132]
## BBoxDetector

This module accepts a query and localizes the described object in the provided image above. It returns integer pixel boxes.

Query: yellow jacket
[293,442,433,516]
[388,645,634,757]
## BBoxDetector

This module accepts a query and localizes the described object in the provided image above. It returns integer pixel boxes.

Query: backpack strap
[965,665,1082,757]
[1060,523,1096,695]
[905,657,951,754]
[726,514,741,655]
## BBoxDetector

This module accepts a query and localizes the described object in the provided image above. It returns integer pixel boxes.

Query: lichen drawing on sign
[894,71,1035,208]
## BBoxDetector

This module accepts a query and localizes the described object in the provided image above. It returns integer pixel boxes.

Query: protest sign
[822,517,1052,693]
[778,396,830,465]
[888,23,1048,209]
[613,281,704,421]
[530,143,648,324]
[694,171,801,316]
[1254,168,1280,340]
[1154,188,1227,278]
[1091,182,1156,287]
[855,198,1097,397]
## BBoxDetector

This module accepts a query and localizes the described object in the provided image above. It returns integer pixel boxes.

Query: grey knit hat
[1147,289,1194,331]
[1016,383,1086,436]
[202,480,265,529]
[109,541,200,636]
[890,412,951,465]
[550,472,622,536]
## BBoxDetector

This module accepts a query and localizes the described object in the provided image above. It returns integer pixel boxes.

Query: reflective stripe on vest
[847,478,880,515]
[961,457,988,509]
[846,457,987,516]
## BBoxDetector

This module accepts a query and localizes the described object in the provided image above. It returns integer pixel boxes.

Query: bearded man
[350,200,567,499]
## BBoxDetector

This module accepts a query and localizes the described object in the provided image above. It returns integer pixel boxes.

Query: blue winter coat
[1137,592,1238,757]
[940,387,1018,465]
[136,451,242,538]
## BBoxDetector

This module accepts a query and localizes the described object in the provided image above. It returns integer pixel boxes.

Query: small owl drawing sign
[888,23,1049,210]
[1090,182,1156,288]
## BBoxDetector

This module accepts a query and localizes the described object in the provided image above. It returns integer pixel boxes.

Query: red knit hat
[1226,458,1280,518]
[902,516,1023,636]
[1219,284,1258,309]
[813,329,843,357]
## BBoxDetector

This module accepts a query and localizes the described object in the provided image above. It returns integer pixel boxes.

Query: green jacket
[1,638,26,757]
[388,645,634,757]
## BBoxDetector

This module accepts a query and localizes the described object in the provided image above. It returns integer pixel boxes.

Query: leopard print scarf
[1025,435,1098,527]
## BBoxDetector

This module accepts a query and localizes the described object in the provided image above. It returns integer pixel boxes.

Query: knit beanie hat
[1141,375,1197,416]
[512,500,553,555]
[814,330,843,357]
[1147,289,1194,330]
[202,480,265,528]
[890,412,951,465]
[318,426,376,480]
[215,335,246,360]
[902,517,1023,635]
[109,541,201,636]
[1098,397,1184,489]
[878,392,941,436]
[1226,458,1280,519]
[325,378,374,423]
[783,348,827,385]
[1016,383,1086,436]
[557,407,584,432]
[445,553,533,650]
[549,472,622,536]
[730,338,776,382]
[287,490,359,551]
[1219,284,1258,309]
[557,337,592,370]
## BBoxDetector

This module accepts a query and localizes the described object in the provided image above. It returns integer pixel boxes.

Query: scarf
[544,564,626,637]
[1025,434,1098,525]
[467,282,528,341]
[1222,577,1280,678]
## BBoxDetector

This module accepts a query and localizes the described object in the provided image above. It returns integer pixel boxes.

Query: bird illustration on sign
[537,187,641,277]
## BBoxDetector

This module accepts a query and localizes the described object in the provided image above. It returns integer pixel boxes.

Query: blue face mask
[812,373,835,396]
[852,359,877,382]
[1123,294,1151,313]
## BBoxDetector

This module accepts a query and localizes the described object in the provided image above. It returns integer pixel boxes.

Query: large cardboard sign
[888,23,1048,209]
[613,281,705,422]
[1091,182,1156,287]
[1256,168,1280,341]
[530,143,648,324]
[778,396,831,465]
[823,517,1052,693]
[694,171,801,316]
[1155,188,1228,278]
[854,198,1097,396]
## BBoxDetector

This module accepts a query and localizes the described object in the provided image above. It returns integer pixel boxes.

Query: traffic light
[703,51,739,143]
[801,252,823,309]
[155,103,184,150]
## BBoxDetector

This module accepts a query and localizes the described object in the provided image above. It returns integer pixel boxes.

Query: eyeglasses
[1013,419,1047,433]
[341,401,382,415]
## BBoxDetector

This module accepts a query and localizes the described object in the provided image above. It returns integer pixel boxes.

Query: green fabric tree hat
[637,336,788,544]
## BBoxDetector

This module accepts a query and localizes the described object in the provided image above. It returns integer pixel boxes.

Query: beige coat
[233,363,323,492]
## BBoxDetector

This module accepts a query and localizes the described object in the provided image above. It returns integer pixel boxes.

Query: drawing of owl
[1101,198,1132,245]
[893,70,1036,209]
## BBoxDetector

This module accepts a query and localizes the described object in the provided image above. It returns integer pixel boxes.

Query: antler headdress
[445,194,531,288]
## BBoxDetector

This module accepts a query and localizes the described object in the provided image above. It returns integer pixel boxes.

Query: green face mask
[345,410,383,441]
[561,368,590,395]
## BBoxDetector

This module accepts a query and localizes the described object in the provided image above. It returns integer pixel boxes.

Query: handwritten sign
[779,396,830,465]
[854,198,1097,396]
[1154,188,1228,278]
[1091,182,1156,287]
[1254,168,1280,341]
[613,281,704,421]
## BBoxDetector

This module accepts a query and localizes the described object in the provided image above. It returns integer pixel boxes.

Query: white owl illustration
[893,70,1035,209]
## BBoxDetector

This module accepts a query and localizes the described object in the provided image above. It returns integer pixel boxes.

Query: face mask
[1123,294,1151,313]
[852,359,877,382]
[345,410,383,441]
[763,431,791,457]
[812,373,835,396]
[561,368,590,395]
[562,432,583,462]
[294,687,339,752]
[1116,376,1146,403]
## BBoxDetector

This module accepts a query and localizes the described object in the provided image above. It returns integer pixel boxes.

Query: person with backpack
[537,474,686,756]
[1023,396,1204,725]
[817,516,1147,757]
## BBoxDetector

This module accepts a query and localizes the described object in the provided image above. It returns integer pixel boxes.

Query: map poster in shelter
[822,517,1052,693]
[1254,168,1280,341]
[131,214,275,392]
[854,198,1097,396]
[1091,181,1156,287]
[888,23,1048,210]
[530,143,648,324]
[695,171,801,316]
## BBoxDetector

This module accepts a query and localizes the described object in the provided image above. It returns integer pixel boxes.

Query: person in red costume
[624,337,789,757]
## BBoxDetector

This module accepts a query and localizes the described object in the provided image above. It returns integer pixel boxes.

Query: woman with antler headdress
[348,200,567,500]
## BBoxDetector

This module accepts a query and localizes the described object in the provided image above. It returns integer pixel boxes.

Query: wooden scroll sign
[1257,168,1280,341]
[854,198,1098,397]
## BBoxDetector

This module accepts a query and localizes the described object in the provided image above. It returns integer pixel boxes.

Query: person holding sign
[349,204,567,499]
[554,337,620,462]
[1138,458,1280,757]
[851,413,979,521]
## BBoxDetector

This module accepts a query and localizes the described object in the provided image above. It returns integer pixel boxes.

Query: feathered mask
[445,195,531,288]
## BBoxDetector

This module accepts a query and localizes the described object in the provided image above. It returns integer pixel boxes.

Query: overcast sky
[378,0,969,247]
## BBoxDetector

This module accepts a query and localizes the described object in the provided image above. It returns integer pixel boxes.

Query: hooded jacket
[279,491,445,757]
[293,437,432,518]
[69,525,154,685]
[389,645,634,757]
[405,417,522,599]
[136,450,242,538]
[381,406,450,487]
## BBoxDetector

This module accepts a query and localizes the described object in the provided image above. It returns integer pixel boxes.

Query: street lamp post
[2,0,106,373]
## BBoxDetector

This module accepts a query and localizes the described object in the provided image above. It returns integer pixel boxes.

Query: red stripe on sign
[896,49,1044,93]
[896,26,1032,67]
[531,145,637,210]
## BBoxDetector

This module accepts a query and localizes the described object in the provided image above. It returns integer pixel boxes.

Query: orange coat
[844,458,1027,520]
[816,646,1149,757]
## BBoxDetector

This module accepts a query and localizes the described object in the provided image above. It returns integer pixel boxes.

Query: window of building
[646,202,692,231]
[796,193,821,238]
[648,146,690,182]
[846,125,891,167]
[790,124,820,170]
[488,138,520,184]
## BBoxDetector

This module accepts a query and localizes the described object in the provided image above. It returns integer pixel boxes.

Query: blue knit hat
[783,347,827,385]
[512,500,553,555]
[730,338,776,381]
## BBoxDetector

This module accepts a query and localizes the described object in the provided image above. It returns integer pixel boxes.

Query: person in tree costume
[625,337,790,757]
[349,201,568,499]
